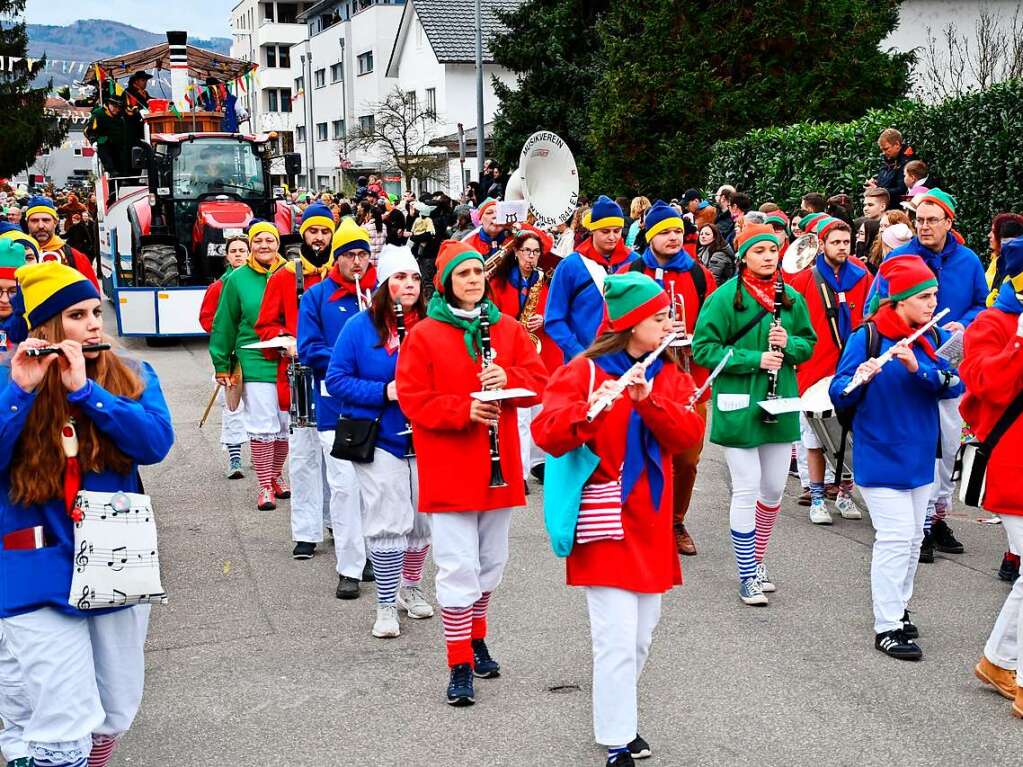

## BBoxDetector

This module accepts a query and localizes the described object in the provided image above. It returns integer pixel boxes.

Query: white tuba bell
[506,131,580,230]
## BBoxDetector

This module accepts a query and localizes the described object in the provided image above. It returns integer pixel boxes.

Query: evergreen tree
[0,0,66,177]
[588,0,913,196]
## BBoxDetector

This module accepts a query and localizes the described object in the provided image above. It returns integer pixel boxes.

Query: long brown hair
[491,233,543,283]
[368,277,427,347]
[10,316,144,506]
[868,210,913,269]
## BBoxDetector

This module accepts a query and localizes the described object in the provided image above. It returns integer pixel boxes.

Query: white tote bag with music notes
[68,490,168,611]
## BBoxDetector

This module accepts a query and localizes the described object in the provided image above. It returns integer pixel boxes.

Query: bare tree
[915,4,1023,102]
[347,86,447,192]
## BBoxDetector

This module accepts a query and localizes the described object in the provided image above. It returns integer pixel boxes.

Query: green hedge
[705,79,1023,255]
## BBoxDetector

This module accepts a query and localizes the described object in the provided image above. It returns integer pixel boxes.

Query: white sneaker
[835,491,861,519]
[397,585,435,619]
[809,498,833,525]
[755,561,776,593]
[372,604,400,638]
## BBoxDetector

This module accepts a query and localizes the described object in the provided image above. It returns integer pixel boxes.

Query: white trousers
[290,427,325,542]
[0,631,31,761]
[586,587,662,747]
[314,431,366,578]
[860,485,930,633]
[218,387,247,446]
[432,509,513,608]
[517,406,546,480]
[929,394,962,509]
[0,606,149,764]
[985,515,1023,683]
[354,449,431,552]
[242,382,289,439]
[723,443,790,531]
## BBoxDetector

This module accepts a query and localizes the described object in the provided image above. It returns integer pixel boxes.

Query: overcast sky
[25,0,236,39]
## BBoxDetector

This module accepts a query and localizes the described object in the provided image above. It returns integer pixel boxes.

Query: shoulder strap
[811,266,843,349]
[982,386,1023,453]
[866,321,881,359]
[725,305,769,346]
[688,262,708,308]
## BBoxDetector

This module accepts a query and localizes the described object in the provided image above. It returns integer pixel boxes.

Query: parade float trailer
[87,32,299,339]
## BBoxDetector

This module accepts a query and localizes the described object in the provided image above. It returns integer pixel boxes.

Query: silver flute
[585,332,678,422]
[841,307,950,395]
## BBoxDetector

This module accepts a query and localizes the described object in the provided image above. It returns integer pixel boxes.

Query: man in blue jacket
[544,195,638,362]
[868,188,986,560]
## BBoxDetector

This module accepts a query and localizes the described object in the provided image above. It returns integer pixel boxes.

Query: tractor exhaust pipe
[167,31,189,114]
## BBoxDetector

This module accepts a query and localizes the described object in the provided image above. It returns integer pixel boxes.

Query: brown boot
[975,656,1019,701]
[675,524,697,556]
[1014,686,1023,718]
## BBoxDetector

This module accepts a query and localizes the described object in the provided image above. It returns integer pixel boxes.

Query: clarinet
[394,301,415,458]
[479,311,507,488]
[761,272,785,424]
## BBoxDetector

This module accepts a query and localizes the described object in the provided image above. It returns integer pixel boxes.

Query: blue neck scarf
[642,245,694,278]
[593,350,665,509]
[815,253,867,342]
[508,264,539,310]
[479,228,508,254]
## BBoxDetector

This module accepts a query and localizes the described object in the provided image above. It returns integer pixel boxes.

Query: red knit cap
[433,238,484,293]
[879,254,938,301]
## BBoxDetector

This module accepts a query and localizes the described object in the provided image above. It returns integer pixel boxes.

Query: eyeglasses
[339,251,370,261]
[0,288,17,300]
[916,217,947,227]
[518,248,541,256]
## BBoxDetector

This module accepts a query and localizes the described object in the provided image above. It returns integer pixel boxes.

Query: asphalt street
[104,333,1019,767]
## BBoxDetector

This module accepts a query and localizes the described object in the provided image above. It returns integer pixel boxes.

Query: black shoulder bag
[331,414,382,463]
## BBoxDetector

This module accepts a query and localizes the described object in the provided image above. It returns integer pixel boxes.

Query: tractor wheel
[139,244,180,288]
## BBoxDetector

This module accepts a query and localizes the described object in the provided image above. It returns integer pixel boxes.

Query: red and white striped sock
[441,606,473,667]
[271,438,289,482]
[88,734,118,767]
[471,591,492,640]
[754,500,780,562]
[250,439,275,489]
[402,546,429,586]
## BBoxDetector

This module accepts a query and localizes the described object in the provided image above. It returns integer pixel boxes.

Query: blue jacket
[544,249,638,362]
[296,276,362,432]
[829,329,962,489]
[0,361,174,618]
[325,311,411,460]
[869,234,987,326]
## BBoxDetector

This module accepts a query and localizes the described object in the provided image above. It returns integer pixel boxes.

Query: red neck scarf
[385,308,421,354]
[741,269,779,312]
[871,304,938,360]
[578,237,633,271]
[328,263,377,303]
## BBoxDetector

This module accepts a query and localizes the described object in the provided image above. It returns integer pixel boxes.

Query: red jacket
[199,279,224,333]
[254,264,327,409]
[41,242,99,290]
[616,256,717,393]
[959,308,1023,516]
[789,261,872,394]
[532,356,704,592]
[489,274,563,374]
[396,314,548,513]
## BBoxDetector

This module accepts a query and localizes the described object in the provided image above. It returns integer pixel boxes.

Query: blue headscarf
[815,253,867,342]
[592,350,666,509]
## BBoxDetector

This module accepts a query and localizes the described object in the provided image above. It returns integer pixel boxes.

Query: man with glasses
[869,189,987,561]
[295,218,375,600]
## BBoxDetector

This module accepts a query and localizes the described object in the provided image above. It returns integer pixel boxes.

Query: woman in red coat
[532,272,705,767]
[396,239,547,707]
[489,228,562,491]
[959,237,1023,718]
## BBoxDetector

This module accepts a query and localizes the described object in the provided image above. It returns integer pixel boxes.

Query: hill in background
[26,19,231,91]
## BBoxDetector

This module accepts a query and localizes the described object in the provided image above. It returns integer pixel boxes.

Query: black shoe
[607,752,635,767]
[628,734,651,759]
[292,541,316,560]
[472,638,501,678]
[999,552,1021,582]
[919,533,935,563]
[901,609,919,640]
[530,463,545,484]
[362,560,375,582]
[875,629,922,660]
[336,575,360,600]
[931,519,964,554]
[524,479,530,496]
[446,663,476,706]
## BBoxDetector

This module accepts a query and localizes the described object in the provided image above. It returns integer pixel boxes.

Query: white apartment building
[289,0,405,192]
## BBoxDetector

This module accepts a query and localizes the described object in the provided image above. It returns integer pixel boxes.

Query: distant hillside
[25,19,231,91]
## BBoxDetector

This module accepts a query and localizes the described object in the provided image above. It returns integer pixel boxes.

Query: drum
[288,360,318,429]
[801,375,853,476]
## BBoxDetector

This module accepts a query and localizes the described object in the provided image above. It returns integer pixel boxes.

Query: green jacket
[692,276,816,447]
[208,263,280,382]
[85,106,128,147]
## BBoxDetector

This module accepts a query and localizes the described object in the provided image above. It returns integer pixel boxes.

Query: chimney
[167,31,189,113]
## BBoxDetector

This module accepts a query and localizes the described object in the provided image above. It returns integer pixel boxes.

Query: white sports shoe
[372,604,401,638]
[755,561,776,593]
[835,490,861,519]
[398,585,435,619]
[809,498,833,525]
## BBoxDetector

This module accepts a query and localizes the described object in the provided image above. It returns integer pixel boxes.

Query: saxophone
[520,268,544,354]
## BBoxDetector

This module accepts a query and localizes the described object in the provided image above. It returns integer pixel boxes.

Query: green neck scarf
[426,292,501,360]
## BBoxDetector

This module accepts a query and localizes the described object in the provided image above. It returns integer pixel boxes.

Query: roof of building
[386,0,524,77]
[429,121,494,152]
